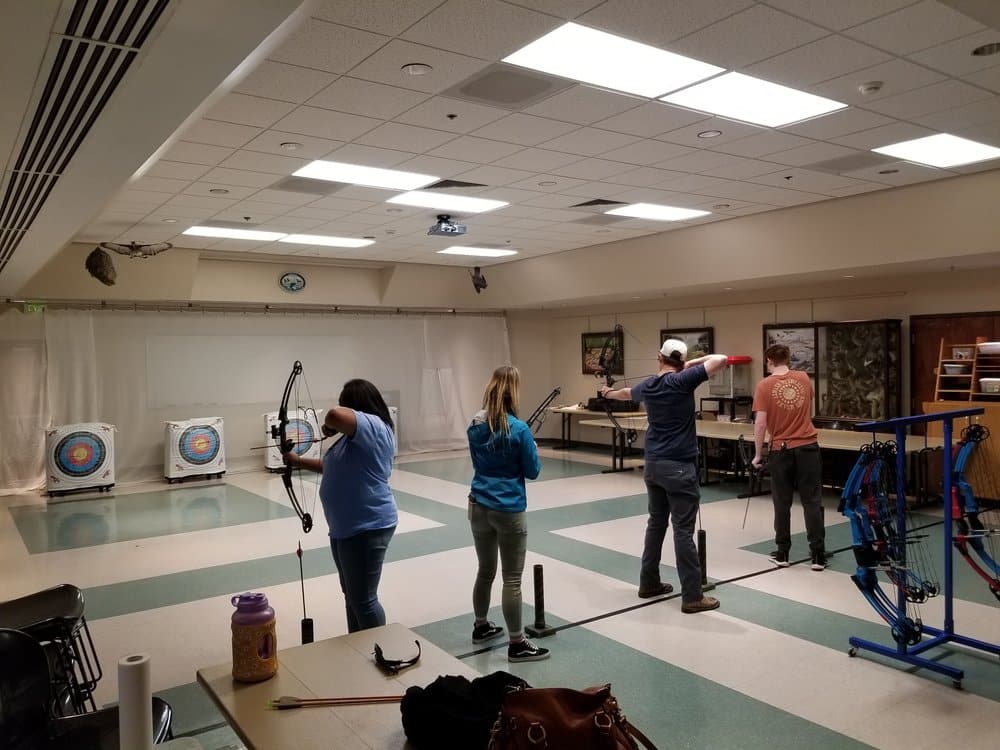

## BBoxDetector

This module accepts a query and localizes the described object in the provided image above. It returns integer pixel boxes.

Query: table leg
[602,427,635,474]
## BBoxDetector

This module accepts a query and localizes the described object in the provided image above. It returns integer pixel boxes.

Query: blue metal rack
[850,408,1000,688]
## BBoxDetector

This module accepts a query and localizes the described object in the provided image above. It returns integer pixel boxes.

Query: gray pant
[469,501,527,639]
[641,459,703,604]
[768,442,825,554]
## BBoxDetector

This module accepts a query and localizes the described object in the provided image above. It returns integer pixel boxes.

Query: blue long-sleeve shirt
[467,410,541,512]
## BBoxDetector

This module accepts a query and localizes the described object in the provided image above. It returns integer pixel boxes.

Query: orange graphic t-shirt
[752,371,817,449]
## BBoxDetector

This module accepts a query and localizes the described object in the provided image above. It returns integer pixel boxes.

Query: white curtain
[0,310,47,491]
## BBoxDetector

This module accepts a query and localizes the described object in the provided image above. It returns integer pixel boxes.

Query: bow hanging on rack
[274,360,320,534]
[595,324,639,445]
[950,423,1000,601]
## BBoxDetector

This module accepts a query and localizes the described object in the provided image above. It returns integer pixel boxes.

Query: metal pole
[525,564,552,637]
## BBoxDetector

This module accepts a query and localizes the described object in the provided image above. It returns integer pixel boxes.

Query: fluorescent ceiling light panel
[293,160,438,190]
[605,203,709,221]
[279,234,374,248]
[502,22,723,98]
[872,133,1000,168]
[387,191,508,213]
[437,247,518,257]
[183,226,286,241]
[662,72,847,127]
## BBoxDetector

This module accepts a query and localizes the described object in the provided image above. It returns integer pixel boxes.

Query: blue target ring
[179,425,221,465]
[55,431,106,477]
[287,418,316,457]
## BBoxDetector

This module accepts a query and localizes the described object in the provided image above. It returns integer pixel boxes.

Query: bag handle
[625,719,659,750]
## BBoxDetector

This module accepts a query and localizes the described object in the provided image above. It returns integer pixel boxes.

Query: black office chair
[0,629,173,750]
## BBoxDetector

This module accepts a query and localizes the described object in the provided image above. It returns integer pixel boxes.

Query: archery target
[287,418,316,457]
[179,425,221,465]
[264,410,320,470]
[55,431,106,477]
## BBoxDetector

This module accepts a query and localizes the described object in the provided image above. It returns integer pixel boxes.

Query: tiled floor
[2,446,997,749]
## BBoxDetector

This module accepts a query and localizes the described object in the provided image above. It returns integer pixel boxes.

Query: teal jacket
[467,410,541,512]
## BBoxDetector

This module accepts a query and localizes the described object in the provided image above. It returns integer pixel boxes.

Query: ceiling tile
[207,208,279,224]
[844,0,983,56]
[242,130,344,160]
[165,194,238,210]
[607,167,686,187]
[914,97,1000,132]
[159,141,234,166]
[811,58,946,104]
[548,158,633,180]
[594,101,708,138]
[269,19,389,74]
[492,147,582,171]
[600,139,692,166]
[142,204,212,219]
[181,119,262,148]
[578,0,755,49]
[660,117,765,148]
[746,35,892,88]
[453,164,534,185]
[699,155,784,179]
[250,189,323,206]
[750,167,864,194]
[831,120,936,149]
[669,5,828,69]
[765,141,864,167]
[395,96,509,133]
[233,60,337,104]
[864,79,991,119]
[287,207,351,222]
[144,161,211,181]
[507,174,586,193]
[218,150,310,175]
[308,77,429,120]
[348,40,490,94]
[429,135,524,161]
[963,66,1000,94]
[908,30,1000,77]
[311,0,444,36]
[742,185,827,206]
[955,120,1000,147]
[205,93,296,128]
[127,175,190,194]
[401,0,561,60]
[539,128,641,156]
[523,85,643,125]
[471,113,579,146]
[841,160,954,185]
[306,195,381,212]
[784,107,895,139]
[183,182,259,200]
[395,153,478,176]
[272,106,381,141]
[324,143,418,167]
[655,149,739,173]
[355,122,457,152]
[200,168,281,188]
[762,0,919,30]
[713,130,814,157]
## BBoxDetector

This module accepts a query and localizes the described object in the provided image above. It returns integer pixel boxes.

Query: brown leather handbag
[487,684,658,749]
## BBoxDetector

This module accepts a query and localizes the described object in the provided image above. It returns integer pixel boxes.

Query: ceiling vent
[570,199,627,209]
[425,179,488,190]
[0,0,171,274]
[807,152,898,174]
[269,176,342,195]
[442,63,574,110]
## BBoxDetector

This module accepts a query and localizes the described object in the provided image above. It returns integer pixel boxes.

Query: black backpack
[400,671,530,749]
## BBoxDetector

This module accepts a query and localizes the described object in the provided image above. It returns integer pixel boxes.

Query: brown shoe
[638,583,675,599]
[681,596,720,614]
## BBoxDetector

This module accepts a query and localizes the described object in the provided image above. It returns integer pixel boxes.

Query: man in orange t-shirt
[752,344,827,570]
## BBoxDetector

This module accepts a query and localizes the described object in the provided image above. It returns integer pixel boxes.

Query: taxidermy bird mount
[100,240,173,258]
[470,266,487,294]
[84,241,173,286]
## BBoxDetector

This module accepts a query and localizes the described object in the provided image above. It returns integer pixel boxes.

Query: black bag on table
[401,671,530,749]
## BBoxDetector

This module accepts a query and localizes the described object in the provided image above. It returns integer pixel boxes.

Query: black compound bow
[274,360,318,534]
[595,324,639,446]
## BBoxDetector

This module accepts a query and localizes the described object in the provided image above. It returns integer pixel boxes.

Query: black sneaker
[508,639,550,663]
[769,550,790,567]
[472,621,504,644]
[810,552,828,571]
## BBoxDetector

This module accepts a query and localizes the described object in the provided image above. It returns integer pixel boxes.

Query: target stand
[45,423,116,498]
[164,417,227,483]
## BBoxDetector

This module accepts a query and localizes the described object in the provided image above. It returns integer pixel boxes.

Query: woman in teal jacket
[467,365,548,662]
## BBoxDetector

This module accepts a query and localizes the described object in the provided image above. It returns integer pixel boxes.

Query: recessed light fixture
[294,160,438,190]
[697,130,723,138]
[161,218,177,223]
[387,191,508,213]
[278,234,374,248]
[662,72,847,128]
[401,62,433,75]
[843,274,855,278]
[437,246,518,257]
[503,22,723,98]
[538,180,557,186]
[605,203,710,221]
[712,203,731,209]
[183,226,285,241]
[972,42,1000,57]
[208,188,230,194]
[872,133,1000,168]
[724,287,734,291]
[279,141,303,151]
[877,168,899,175]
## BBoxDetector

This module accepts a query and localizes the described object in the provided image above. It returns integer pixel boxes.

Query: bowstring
[292,368,321,524]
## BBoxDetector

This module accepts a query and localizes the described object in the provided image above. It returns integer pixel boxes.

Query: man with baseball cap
[602,338,729,613]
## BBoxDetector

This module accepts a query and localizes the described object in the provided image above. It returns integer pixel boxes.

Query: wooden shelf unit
[933,337,1000,401]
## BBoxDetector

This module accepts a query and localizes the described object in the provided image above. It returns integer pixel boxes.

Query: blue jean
[641,459,703,603]
[330,526,395,633]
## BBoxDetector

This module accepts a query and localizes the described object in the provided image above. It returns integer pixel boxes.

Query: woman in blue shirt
[467,366,548,662]
[286,379,397,632]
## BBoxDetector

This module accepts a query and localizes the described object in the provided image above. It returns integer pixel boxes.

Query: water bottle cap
[231,592,269,610]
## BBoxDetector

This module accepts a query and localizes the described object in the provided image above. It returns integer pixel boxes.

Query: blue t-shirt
[630,365,708,462]
[319,410,397,539]
[468,411,541,512]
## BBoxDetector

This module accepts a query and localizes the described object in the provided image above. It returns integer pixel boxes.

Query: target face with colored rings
[179,425,221,465]
[55,432,107,477]
[287,418,316,456]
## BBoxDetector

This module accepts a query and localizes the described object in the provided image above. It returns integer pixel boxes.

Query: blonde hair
[482,365,521,436]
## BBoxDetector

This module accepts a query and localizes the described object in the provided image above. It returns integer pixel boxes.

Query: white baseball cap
[660,338,687,362]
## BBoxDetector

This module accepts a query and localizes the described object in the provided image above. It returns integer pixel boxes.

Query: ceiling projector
[428,214,467,236]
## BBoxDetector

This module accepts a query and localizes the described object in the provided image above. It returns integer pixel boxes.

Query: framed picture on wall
[763,324,817,375]
[659,328,714,361]
[581,330,623,375]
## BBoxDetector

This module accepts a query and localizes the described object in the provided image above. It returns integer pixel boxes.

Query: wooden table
[197,623,478,749]
[549,405,647,449]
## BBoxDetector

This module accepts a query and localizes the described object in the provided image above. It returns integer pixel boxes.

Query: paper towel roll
[118,652,153,750]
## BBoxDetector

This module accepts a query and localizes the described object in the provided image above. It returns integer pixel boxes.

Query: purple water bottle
[231,592,277,682]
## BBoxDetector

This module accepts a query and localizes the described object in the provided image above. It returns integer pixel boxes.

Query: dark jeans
[330,526,395,633]
[768,443,825,554]
[641,458,703,603]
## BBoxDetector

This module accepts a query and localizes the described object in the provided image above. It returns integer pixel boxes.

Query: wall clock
[279,272,305,293]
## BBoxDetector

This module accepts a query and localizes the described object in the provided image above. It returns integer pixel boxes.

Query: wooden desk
[197,623,478,749]
[549,405,646,449]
